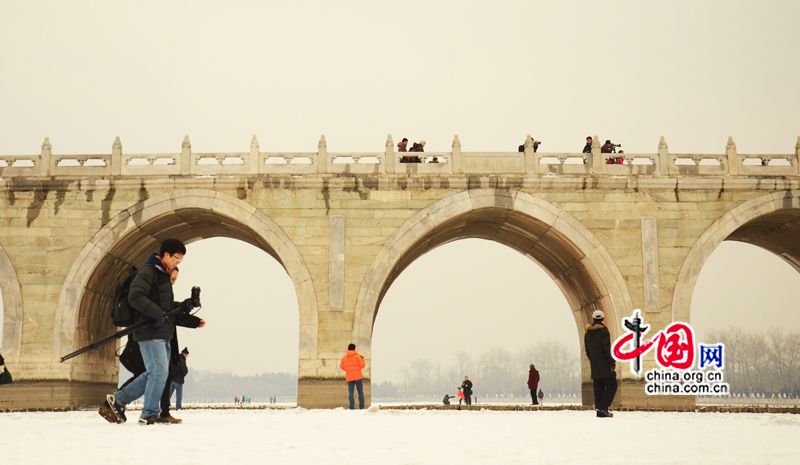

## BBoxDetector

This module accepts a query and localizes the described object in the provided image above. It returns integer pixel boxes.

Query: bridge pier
[0,381,115,411]
[581,380,695,410]
[298,378,372,409]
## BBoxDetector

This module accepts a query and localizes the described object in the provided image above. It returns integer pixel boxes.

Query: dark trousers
[592,376,618,411]
[529,389,539,405]
[347,379,365,409]
[119,373,141,391]
[160,371,174,417]
[464,392,472,405]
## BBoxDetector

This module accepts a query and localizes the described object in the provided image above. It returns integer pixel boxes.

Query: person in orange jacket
[340,343,366,409]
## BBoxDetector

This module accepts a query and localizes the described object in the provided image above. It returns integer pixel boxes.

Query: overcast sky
[1,1,799,381]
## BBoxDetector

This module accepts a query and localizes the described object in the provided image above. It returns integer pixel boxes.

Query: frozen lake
[1,408,798,465]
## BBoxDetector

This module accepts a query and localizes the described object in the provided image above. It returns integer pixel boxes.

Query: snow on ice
[1,408,798,465]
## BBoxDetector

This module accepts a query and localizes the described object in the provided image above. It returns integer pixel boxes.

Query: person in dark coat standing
[169,347,190,410]
[461,376,473,406]
[584,309,617,418]
[527,364,541,405]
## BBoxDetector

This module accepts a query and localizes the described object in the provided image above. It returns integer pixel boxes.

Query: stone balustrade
[1,134,799,178]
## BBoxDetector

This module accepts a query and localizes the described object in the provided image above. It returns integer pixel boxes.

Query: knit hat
[591,310,605,320]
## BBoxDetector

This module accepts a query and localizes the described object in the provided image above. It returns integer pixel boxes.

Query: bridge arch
[673,190,800,324]
[53,189,318,381]
[353,189,633,383]
[0,245,23,363]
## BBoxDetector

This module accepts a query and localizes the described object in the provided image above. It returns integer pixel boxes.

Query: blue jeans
[347,379,364,409]
[169,382,183,410]
[114,339,170,419]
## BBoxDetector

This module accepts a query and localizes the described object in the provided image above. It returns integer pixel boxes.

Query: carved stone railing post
[385,134,395,174]
[249,135,260,174]
[40,137,52,176]
[726,136,738,175]
[181,135,192,175]
[591,134,602,173]
[451,134,463,174]
[524,134,537,174]
[795,136,800,175]
[657,136,669,175]
[317,134,329,174]
[111,136,122,176]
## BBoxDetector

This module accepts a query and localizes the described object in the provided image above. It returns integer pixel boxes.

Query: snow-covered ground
[1,408,798,465]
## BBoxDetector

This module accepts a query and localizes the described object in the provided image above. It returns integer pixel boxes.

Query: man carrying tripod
[99,239,200,425]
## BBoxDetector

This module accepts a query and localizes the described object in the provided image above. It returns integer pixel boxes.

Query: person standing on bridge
[340,343,366,409]
[585,309,617,418]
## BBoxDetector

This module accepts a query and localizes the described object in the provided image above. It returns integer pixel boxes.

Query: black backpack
[112,267,138,327]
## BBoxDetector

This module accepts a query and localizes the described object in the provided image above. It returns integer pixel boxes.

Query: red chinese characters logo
[654,323,694,370]
[612,310,696,375]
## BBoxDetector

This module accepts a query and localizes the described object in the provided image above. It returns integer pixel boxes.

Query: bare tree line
[372,341,581,401]
[706,328,800,396]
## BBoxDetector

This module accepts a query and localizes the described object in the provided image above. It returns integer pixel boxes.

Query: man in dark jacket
[527,364,540,405]
[99,239,190,425]
[461,376,473,406]
[584,309,617,418]
[582,136,593,154]
[167,347,190,411]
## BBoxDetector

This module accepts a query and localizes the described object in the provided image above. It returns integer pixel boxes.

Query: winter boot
[156,415,183,424]
[98,394,126,424]
[138,415,158,425]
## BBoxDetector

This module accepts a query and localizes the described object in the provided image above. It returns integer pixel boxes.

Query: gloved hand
[181,298,195,312]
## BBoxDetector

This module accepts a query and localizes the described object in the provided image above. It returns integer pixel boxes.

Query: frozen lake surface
[1,408,798,465]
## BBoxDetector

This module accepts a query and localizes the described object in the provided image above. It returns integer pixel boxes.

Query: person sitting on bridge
[601,140,621,154]
[582,136,593,154]
[518,138,541,153]
[397,137,409,152]
[409,140,426,152]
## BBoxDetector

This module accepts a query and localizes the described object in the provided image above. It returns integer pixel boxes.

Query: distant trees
[374,341,581,401]
[707,328,800,396]
[182,371,297,402]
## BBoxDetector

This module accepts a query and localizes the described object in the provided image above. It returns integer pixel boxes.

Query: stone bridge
[1,134,799,410]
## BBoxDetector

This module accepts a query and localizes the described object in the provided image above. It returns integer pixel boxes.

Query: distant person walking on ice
[527,363,540,405]
[461,376,473,406]
[340,343,366,409]
[585,309,617,418]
